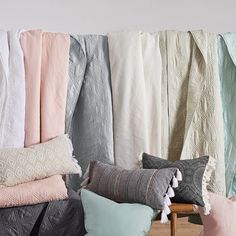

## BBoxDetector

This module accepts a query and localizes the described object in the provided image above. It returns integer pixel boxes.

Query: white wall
[0,0,235,34]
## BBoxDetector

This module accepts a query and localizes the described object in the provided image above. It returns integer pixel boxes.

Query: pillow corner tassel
[138,152,144,168]
[161,169,182,223]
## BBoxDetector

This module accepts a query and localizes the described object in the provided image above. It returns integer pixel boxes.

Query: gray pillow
[142,153,215,214]
[84,160,181,222]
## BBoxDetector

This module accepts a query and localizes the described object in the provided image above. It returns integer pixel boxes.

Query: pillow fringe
[64,134,82,177]
[202,156,216,215]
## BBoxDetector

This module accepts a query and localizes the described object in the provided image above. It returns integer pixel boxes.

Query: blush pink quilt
[20,30,70,146]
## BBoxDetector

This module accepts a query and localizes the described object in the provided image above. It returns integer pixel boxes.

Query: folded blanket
[0,175,68,208]
[20,30,70,146]
[218,32,236,197]
[108,31,162,168]
[65,35,114,190]
[0,190,86,236]
[0,30,25,148]
[159,30,225,195]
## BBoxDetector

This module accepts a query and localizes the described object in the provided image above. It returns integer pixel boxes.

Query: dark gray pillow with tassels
[83,160,182,223]
[142,153,215,214]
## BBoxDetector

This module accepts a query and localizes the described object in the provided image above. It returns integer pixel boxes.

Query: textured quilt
[0,190,86,236]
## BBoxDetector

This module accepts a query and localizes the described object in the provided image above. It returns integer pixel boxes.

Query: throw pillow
[142,153,215,214]
[0,135,82,187]
[84,160,182,222]
[199,192,236,236]
[81,189,155,236]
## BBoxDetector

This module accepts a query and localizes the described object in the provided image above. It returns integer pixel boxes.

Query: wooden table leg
[171,212,177,236]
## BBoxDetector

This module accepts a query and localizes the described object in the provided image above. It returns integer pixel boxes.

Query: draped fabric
[218,32,236,197]
[0,31,9,148]
[65,35,114,190]
[159,30,225,195]
[0,30,25,148]
[108,31,162,169]
[20,30,42,146]
[20,30,70,146]
[40,33,70,142]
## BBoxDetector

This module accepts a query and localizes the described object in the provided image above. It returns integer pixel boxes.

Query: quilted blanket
[218,32,236,197]
[0,190,86,236]
[159,30,225,195]
[65,35,114,190]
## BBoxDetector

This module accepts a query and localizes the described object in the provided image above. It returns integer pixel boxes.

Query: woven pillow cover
[84,160,182,222]
[142,153,215,214]
[0,135,82,187]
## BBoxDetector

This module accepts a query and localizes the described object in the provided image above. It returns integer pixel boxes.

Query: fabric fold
[20,30,70,146]
[108,31,162,169]
[0,31,9,148]
[20,30,42,147]
[40,32,70,142]
[0,30,25,148]
[218,32,236,196]
[160,30,225,195]
[65,35,114,190]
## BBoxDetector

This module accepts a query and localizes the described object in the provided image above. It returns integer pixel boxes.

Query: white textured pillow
[0,135,82,187]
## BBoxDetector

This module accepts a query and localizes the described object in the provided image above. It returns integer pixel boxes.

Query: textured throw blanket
[0,190,86,236]
[0,31,9,148]
[108,31,162,169]
[218,32,236,197]
[65,35,114,190]
[159,30,225,195]
[0,30,25,148]
[20,30,70,146]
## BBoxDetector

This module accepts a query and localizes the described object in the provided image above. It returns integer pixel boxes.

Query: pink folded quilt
[0,175,68,208]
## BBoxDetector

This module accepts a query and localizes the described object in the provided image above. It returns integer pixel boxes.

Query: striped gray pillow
[85,161,179,210]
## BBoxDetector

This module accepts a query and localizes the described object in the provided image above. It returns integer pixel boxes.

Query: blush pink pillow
[199,192,236,236]
[0,175,68,208]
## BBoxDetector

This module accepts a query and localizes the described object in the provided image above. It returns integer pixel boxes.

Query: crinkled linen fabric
[159,30,225,195]
[108,31,162,169]
[65,35,114,190]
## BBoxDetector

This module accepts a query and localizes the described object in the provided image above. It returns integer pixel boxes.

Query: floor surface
[148,217,203,236]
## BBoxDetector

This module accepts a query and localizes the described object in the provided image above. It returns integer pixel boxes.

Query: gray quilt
[0,190,86,236]
[65,35,114,190]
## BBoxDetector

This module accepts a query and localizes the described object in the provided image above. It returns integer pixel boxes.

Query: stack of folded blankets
[0,135,81,207]
[0,135,87,235]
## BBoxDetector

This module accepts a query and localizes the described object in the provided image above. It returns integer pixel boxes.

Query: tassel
[164,194,171,206]
[80,177,89,187]
[161,211,169,223]
[172,176,178,188]
[176,169,182,181]
[83,164,90,179]
[167,186,175,198]
[163,204,171,215]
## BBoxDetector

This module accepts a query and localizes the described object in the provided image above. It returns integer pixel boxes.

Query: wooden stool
[169,203,197,236]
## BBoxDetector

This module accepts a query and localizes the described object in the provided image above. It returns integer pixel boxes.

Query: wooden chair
[169,203,197,236]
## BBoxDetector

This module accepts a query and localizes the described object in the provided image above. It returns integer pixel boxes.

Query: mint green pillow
[81,189,155,236]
